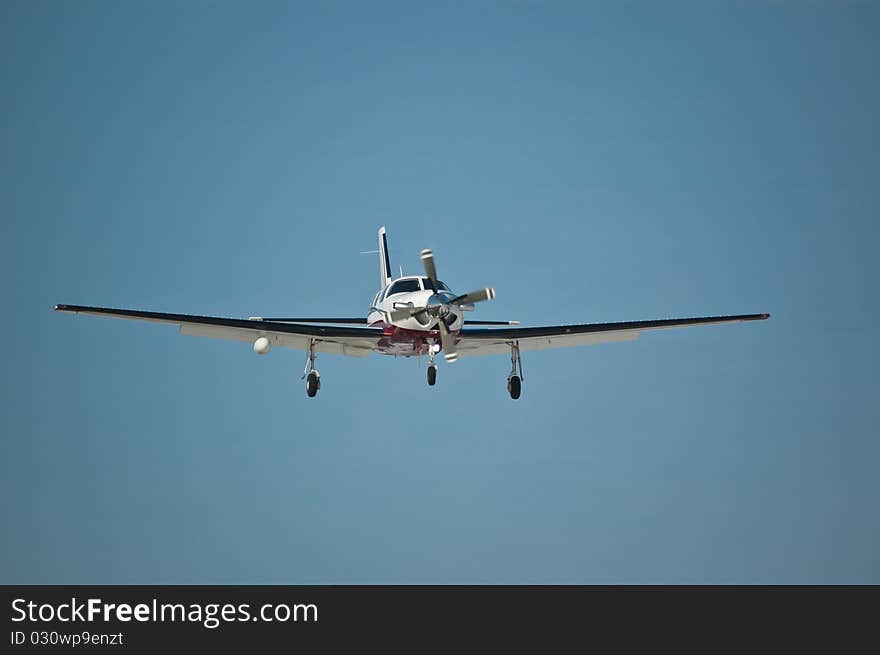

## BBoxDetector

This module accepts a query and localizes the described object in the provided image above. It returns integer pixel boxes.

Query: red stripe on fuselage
[368,322,458,357]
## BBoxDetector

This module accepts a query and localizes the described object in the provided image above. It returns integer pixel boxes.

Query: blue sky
[2,1,878,583]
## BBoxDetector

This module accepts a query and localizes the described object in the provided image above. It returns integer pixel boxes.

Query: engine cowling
[253,337,271,355]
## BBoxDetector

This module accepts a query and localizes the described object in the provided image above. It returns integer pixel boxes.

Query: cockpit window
[421,277,449,292]
[387,279,422,296]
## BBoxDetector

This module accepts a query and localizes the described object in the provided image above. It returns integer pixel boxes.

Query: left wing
[456,314,770,357]
[55,305,383,357]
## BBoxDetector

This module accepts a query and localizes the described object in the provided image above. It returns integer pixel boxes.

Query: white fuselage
[366,276,462,332]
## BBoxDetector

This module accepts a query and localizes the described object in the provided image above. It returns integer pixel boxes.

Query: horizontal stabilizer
[463,320,520,326]
[248,317,367,324]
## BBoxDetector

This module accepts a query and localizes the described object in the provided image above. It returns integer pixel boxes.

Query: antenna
[399,265,404,278]
[360,250,379,254]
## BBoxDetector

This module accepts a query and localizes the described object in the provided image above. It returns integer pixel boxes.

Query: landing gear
[302,339,321,398]
[507,341,523,400]
[306,371,321,397]
[507,375,521,400]
[426,340,439,387]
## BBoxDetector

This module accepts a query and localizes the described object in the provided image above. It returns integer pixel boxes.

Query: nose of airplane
[426,291,454,307]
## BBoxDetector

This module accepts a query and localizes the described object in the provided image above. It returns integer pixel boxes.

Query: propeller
[450,288,495,305]
[437,315,458,362]
[386,305,426,323]
[383,248,495,362]
[420,249,439,291]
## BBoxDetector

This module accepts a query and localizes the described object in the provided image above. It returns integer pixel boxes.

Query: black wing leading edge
[54,305,381,338]
[54,304,384,357]
[461,314,770,340]
[56,304,769,358]
[456,313,770,356]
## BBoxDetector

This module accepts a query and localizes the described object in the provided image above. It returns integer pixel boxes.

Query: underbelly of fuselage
[369,323,456,357]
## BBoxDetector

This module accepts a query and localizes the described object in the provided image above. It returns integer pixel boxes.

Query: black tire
[507,375,521,400]
[306,372,319,397]
[427,365,437,386]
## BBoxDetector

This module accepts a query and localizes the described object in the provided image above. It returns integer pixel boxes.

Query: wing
[248,317,368,324]
[463,320,520,326]
[456,313,770,357]
[55,304,382,357]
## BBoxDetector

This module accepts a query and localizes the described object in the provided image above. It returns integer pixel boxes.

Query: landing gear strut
[507,341,523,400]
[427,341,438,386]
[302,340,321,397]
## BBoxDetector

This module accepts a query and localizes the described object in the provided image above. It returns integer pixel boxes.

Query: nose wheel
[507,341,523,400]
[426,341,439,387]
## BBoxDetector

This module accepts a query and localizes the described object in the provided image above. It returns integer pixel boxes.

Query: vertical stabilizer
[378,226,393,289]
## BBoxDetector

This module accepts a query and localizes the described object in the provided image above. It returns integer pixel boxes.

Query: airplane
[55,226,769,399]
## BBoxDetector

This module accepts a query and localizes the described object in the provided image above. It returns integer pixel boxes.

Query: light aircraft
[56,227,769,399]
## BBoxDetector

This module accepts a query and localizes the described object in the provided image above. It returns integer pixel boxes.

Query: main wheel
[306,371,320,397]
[427,365,437,386]
[507,375,521,400]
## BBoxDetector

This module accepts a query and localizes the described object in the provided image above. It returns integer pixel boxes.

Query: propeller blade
[384,305,437,324]
[437,318,458,363]
[420,249,438,292]
[450,288,495,305]
[413,309,431,326]
[385,306,419,323]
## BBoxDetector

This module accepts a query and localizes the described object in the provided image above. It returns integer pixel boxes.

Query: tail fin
[378,226,393,289]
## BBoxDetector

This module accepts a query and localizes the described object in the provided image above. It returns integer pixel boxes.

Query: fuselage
[366,276,462,357]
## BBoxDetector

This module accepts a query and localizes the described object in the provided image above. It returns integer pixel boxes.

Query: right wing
[55,305,383,357]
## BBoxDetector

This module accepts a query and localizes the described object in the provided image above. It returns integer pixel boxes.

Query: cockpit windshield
[421,278,449,292]
[386,279,422,296]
